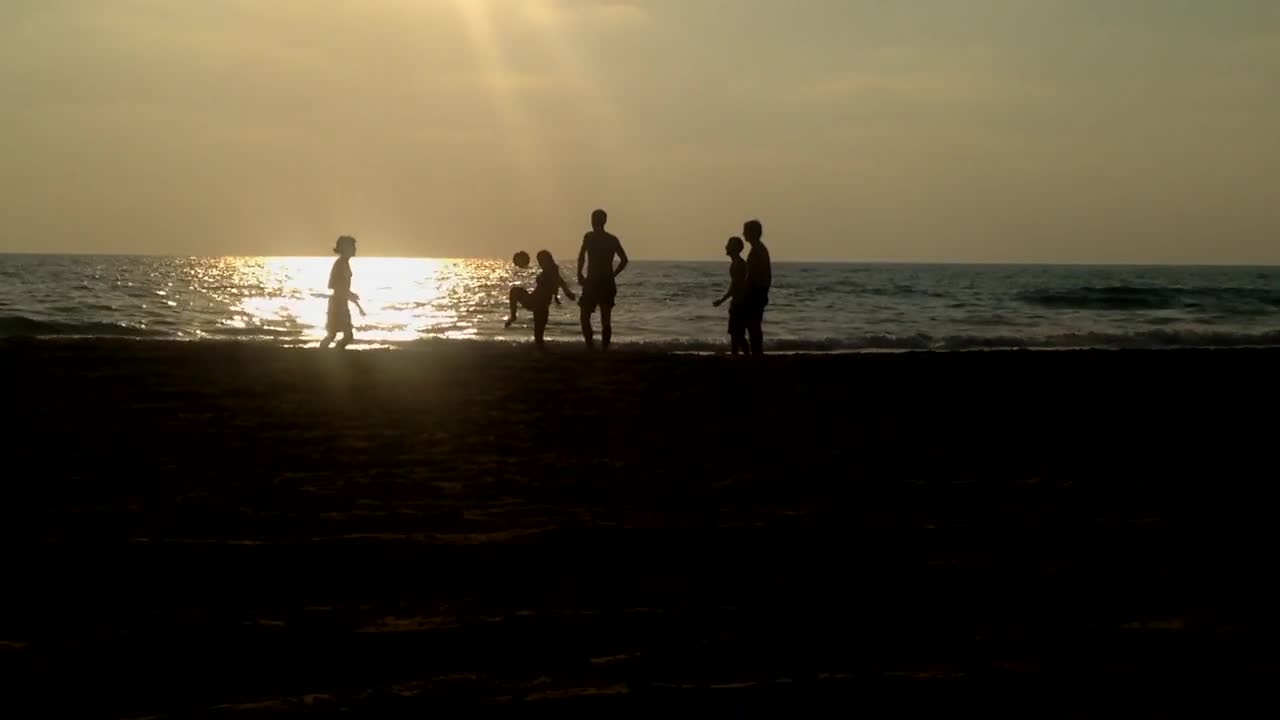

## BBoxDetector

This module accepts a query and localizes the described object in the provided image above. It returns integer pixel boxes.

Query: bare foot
[505,316,515,329]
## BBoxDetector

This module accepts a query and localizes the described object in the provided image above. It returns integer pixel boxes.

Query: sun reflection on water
[195,257,520,345]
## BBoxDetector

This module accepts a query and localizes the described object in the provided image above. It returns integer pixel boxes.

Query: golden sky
[2,0,1278,262]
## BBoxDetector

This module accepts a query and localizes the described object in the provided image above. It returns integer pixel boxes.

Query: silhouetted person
[321,235,362,349]
[577,209,629,350]
[743,220,771,355]
[713,236,749,355]
[506,250,576,348]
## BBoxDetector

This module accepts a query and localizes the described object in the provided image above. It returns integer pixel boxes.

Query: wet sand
[2,340,1278,715]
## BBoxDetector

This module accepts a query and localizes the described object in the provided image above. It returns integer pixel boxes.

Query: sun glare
[210,257,517,346]
[447,0,555,201]
[522,0,626,161]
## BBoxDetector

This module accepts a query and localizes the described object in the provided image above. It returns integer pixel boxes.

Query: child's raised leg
[507,287,535,328]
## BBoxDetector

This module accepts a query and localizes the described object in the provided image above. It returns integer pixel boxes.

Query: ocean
[2,254,1279,351]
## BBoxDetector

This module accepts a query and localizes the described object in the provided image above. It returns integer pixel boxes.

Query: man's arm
[560,274,577,301]
[577,239,588,285]
[613,239,629,278]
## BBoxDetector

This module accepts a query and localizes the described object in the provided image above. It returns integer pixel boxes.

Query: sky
[1,0,1278,263]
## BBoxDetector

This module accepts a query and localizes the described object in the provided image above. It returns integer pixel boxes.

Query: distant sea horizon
[3,251,1278,268]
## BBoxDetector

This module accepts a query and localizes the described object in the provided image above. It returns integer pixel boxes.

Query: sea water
[2,254,1278,351]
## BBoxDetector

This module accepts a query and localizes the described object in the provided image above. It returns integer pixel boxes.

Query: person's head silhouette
[591,209,608,231]
[726,236,744,256]
[743,220,762,244]
[334,235,357,257]
[536,250,557,272]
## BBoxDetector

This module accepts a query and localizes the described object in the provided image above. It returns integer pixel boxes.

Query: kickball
[512,251,531,268]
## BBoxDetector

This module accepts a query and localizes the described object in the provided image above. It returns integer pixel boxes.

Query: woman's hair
[536,250,555,268]
[334,235,356,254]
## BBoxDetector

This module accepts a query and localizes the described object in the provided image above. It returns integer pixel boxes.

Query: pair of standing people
[506,208,629,350]
[714,220,771,355]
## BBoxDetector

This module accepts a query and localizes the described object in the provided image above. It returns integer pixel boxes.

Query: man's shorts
[579,277,617,314]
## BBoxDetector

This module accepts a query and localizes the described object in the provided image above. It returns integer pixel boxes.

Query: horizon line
[0,251,1277,269]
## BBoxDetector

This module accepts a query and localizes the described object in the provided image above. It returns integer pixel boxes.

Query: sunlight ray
[447,0,559,207]
[523,3,628,149]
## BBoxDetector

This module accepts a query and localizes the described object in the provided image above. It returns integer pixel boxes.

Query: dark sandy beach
[2,340,1278,716]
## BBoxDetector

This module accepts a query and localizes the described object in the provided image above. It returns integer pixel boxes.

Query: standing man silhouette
[743,219,772,355]
[577,209,629,350]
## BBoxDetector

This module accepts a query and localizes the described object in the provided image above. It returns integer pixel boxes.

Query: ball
[512,251,531,268]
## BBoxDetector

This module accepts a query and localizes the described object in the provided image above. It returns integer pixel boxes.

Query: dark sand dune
[2,341,1277,715]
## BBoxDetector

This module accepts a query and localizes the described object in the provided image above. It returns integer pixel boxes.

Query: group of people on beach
[322,210,772,354]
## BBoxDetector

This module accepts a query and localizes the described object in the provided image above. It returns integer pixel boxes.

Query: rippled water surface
[2,255,1279,350]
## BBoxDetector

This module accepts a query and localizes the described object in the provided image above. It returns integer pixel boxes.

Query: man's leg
[747,304,764,356]
[600,304,613,350]
[580,305,595,348]
[747,323,762,356]
[729,310,745,355]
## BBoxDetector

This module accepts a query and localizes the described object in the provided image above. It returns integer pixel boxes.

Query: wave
[798,283,939,298]
[7,313,1280,352]
[587,329,1280,353]
[0,314,311,340]
[203,326,305,338]
[0,314,166,338]
[388,330,1280,353]
[1018,285,1280,313]
[928,329,1280,350]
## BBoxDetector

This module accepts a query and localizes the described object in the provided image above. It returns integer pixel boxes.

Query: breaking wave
[610,330,1280,353]
[1017,285,1280,314]
[7,311,1280,352]
[0,314,165,338]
